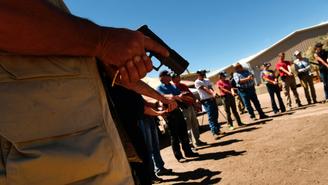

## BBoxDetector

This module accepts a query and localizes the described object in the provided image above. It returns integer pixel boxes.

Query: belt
[200,97,214,104]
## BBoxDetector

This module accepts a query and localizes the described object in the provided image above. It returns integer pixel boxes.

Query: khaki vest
[0,1,133,185]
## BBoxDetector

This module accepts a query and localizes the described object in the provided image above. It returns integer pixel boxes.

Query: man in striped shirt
[233,62,269,120]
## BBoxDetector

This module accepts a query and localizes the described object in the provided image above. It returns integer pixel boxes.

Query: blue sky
[64,0,328,78]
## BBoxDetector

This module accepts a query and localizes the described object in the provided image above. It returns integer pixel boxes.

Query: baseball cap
[196,69,206,75]
[171,73,179,79]
[316,43,323,47]
[293,51,301,56]
[263,62,271,66]
[159,70,172,78]
[218,71,228,77]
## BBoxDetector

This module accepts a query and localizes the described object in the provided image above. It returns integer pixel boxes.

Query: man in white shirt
[293,50,317,104]
[195,70,226,138]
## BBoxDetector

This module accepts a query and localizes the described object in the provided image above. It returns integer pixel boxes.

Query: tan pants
[182,106,200,145]
[281,76,301,107]
[235,94,246,112]
[300,74,317,103]
[0,55,133,185]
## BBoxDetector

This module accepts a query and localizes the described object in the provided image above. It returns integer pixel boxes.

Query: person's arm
[124,80,180,112]
[314,53,328,68]
[303,59,312,72]
[279,66,293,76]
[218,85,233,95]
[294,61,302,73]
[0,0,169,86]
[198,85,218,98]
[262,76,277,85]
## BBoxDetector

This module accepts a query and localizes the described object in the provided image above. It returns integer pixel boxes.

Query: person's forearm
[125,80,166,103]
[238,78,249,84]
[279,67,289,74]
[0,0,101,56]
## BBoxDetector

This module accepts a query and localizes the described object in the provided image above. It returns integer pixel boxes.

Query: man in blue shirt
[293,50,317,104]
[156,70,199,163]
[233,62,269,120]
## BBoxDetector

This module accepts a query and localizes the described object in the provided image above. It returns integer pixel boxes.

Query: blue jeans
[140,116,165,180]
[266,84,286,113]
[238,87,264,118]
[203,99,220,135]
[320,69,328,100]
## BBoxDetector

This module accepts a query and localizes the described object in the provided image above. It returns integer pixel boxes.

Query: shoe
[297,103,303,107]
[251,116,257,121]
[308,101,312,105]
[287,106,292,111]
[274,111,281,115]
[238,123,246,127]
[151,176,163,184]
[240,110,247,114]
[195,140,207,147]
[217,130,227,135]
[213,134,220,139]
[190,145,197,152]
[229,126,235,130]
[313,100,317,104]
[156,167,173,176]
[185,152,199,157]
[178,158,187,163]
[260,114,269,119]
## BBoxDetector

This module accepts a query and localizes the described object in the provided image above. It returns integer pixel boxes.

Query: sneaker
[260,114,269,119]
[151,176,163,184]
[178,158,187,163]
[217,130,227,135]
[287,106,292,111]
[190,145,197,152]
[274,111,281,115]
[251,116,257,121]
[185,152,199,157]
[156,167,173,176]
[229,126,235,130]
[238,123,246,127]
[297,103,303,107]
[195,140,207,147]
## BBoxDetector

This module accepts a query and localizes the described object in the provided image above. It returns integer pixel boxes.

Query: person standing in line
[314,43,328,103]
[156,70,199,163]
[233,63,269,120]
[293,50,317,104]
[217,71,246,130]
[140,115,172,184]
[275,52,302,110]
[261,62,286,114]
[171,73,207,151]
[229,71,247,114]
[195,70,226,138]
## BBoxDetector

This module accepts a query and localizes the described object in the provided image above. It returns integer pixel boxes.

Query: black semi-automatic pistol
[137,25,189,75]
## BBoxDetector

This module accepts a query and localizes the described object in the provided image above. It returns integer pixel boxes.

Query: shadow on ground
[161,168,222,185]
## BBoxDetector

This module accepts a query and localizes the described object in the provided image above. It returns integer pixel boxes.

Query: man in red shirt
[275,52,302,110]
[172,73,207,150]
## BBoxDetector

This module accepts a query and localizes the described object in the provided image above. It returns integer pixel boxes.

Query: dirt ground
[158,82,328,185]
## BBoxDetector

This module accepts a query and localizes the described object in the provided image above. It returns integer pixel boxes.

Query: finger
[174,96,183,102]
[118,66,129,85]
[142,54,153,72]
[125,60,141,84]
[144,37,170,58]
[133,55,148,77]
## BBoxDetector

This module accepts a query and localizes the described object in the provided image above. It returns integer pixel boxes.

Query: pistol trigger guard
[153,63,163,71]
